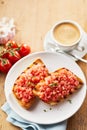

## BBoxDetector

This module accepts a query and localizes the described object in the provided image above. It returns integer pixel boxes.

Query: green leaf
[49,83,58,87]
[67,99,72,104]
[43,109,47,112]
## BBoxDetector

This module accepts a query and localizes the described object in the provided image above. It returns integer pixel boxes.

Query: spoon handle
[56,49,87,63]
[73,54,87,63]
[48,44,87,63]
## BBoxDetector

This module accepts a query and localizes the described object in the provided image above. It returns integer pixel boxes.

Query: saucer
[44,29,87,61]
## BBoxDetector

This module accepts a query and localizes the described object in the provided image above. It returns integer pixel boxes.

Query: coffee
[53,22,80,46]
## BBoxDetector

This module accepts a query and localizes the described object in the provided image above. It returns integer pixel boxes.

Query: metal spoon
[49,47,87,63]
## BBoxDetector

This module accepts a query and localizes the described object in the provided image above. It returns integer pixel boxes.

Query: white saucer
[44,29,87,61]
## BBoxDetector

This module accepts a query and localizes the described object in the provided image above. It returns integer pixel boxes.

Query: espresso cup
[50,20,83,52]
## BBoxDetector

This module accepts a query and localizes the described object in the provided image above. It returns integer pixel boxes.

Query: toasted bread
[33,68,83,105]
[12,58,49,109]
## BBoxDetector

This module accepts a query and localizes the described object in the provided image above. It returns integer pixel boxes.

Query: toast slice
[12,58,49,109]
[33,68,83,105]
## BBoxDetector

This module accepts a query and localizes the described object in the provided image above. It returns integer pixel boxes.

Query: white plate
[5,52,86,125]
[44,30,87,61]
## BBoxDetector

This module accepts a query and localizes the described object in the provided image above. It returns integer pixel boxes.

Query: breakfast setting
[0,1,87,130]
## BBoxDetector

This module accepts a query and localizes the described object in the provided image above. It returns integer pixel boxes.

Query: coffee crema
[53,23,80,46]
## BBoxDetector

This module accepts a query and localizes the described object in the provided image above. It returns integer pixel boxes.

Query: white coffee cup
[50,20,83,52]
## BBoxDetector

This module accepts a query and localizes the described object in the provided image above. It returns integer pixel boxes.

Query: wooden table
[0,0,87,130]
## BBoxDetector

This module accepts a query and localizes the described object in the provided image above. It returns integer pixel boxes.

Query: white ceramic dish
[5,52,86,125]
[44,30,87,61]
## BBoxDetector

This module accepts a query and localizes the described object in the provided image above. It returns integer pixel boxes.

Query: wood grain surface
[0,0,87,130]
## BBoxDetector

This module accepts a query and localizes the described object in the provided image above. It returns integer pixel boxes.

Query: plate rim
[4,51,87,124]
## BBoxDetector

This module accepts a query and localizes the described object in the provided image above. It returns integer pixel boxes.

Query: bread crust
[12,58,49,109]
[13,92,36,109]
[54,68,83,89]
[33,67,83,105]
